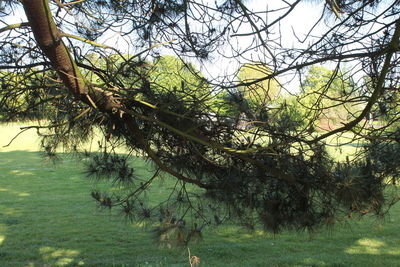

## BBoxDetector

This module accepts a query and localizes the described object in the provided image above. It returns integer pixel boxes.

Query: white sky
[190,0,327,92]
[0,0,343,93]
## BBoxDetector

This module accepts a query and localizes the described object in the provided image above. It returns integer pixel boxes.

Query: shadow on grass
[0,151,86,266]
[0,150,399,266]
[0,151,185,266]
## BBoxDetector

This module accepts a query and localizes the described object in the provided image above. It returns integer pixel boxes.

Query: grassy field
[0,123,399,266]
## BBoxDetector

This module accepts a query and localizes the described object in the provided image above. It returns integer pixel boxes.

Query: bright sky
[0,0,339,93]
[159,0,327,92]
[187,0,327,92]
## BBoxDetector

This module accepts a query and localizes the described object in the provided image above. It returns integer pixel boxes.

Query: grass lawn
[0,123,399,266]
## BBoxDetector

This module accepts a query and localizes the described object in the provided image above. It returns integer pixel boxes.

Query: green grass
[1,123,400,266]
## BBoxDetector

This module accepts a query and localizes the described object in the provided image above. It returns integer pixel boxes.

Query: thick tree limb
[21,0,119,112]
[20,0,213,189]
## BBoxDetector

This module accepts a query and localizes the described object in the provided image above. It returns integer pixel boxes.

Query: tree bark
[21,0,119,112]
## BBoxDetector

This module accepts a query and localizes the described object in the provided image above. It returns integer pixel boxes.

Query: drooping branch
[20,0,213,190]
[20,0,301,189]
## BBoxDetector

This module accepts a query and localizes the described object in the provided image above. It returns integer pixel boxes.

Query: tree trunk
[21,0,119,112]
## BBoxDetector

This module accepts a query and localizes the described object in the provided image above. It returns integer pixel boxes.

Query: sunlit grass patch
[346,238,400,256]
[39,246,82,266]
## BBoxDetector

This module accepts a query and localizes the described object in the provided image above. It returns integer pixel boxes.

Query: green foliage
[0,70,66,122]
[273,97,309,131]
[362,76,400,124]
[210,89,249,117]
[365,129,400,185]
[85,153,135,185]
[210,62,282,121]
[80,53,212,111]
[149,55,210,102]
[237,62,280,106]
[0,70,37,121]
[297,65,359,130]
[334,161,385,215]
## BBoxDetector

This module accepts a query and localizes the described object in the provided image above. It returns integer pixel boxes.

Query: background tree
[150,55,210,99]
[237,62,281,106]
[0,0,399,242]
[297,65,360,131]
[0,69,62,121]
